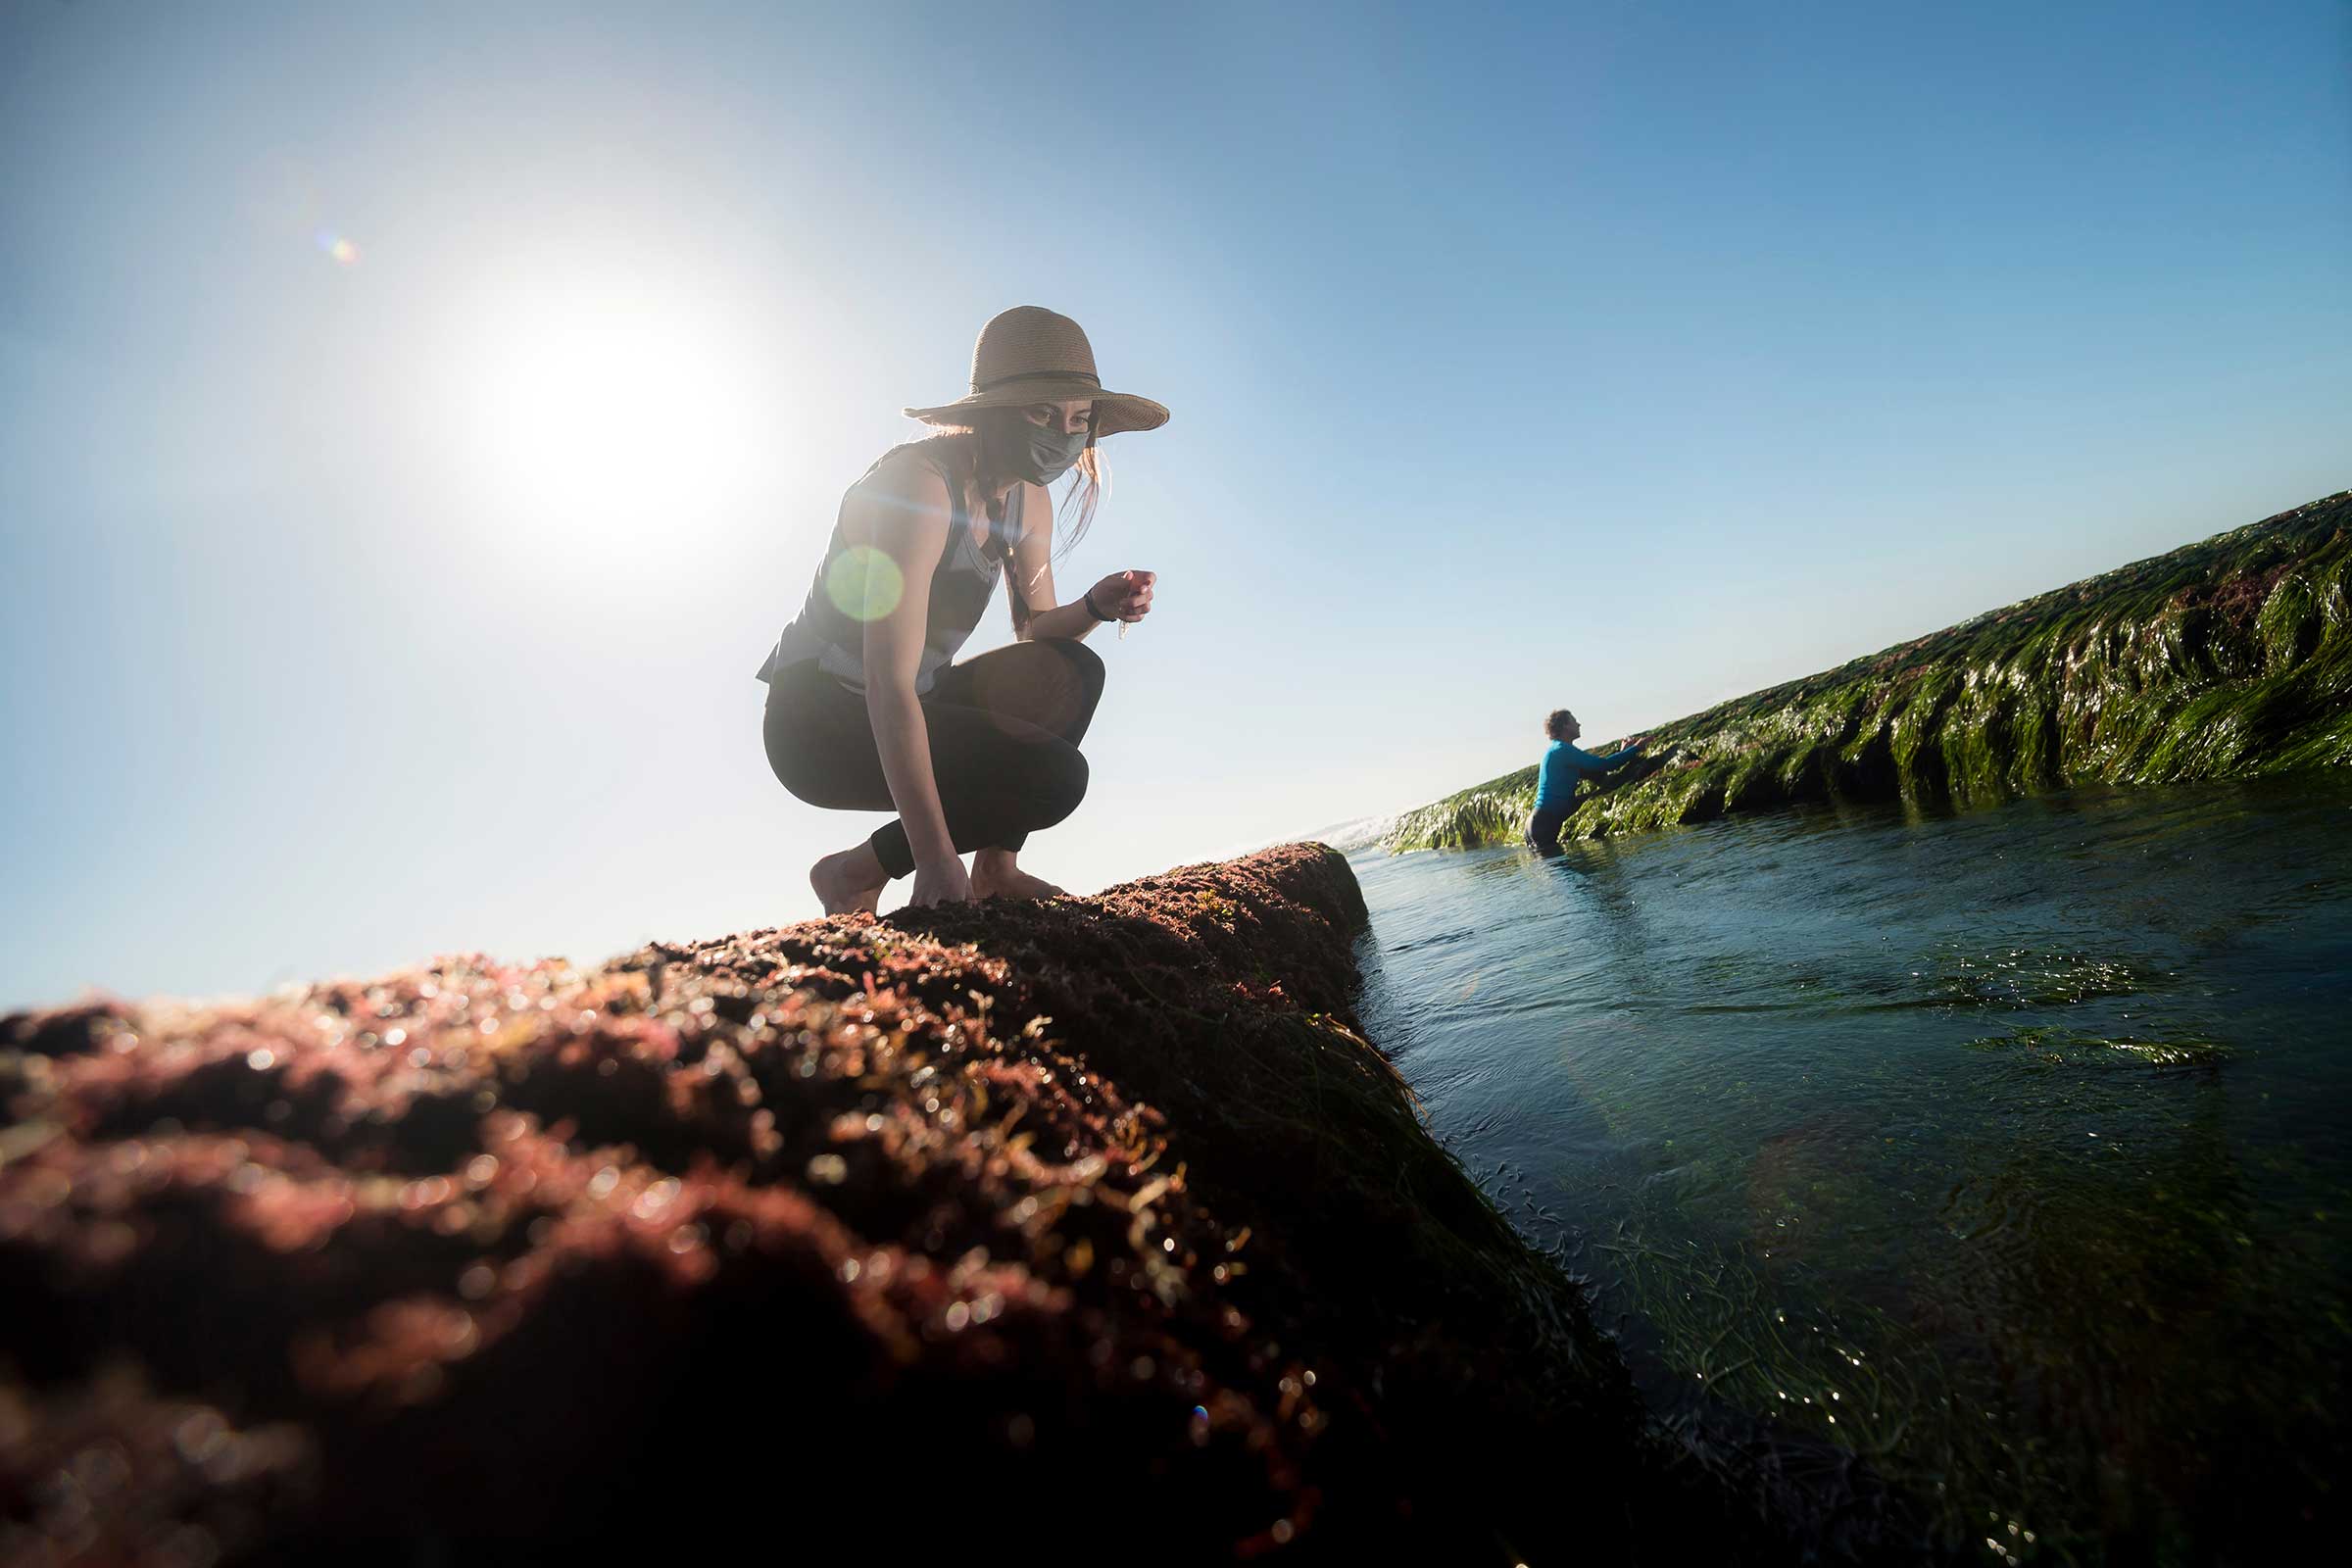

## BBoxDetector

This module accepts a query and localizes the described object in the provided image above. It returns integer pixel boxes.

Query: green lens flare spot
[825,546,904,622]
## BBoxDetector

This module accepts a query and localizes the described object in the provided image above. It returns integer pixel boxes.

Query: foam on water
[1291,810,1411,855]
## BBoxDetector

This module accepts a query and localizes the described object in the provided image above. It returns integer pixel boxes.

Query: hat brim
[903,380,1168,437]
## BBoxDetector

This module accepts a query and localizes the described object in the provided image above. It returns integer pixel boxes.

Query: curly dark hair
[1544,709,1577,739]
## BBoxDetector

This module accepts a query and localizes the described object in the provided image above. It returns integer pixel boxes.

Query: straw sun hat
[903,306,1169,437]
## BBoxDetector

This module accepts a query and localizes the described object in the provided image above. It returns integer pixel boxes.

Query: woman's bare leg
[969,847,1064,901]
[810,844,888,914]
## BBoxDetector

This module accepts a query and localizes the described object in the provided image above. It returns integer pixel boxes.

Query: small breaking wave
[1292,811,1411,855]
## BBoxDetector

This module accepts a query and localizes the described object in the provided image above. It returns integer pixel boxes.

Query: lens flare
[825,546,904,622]
[314,228,360,266]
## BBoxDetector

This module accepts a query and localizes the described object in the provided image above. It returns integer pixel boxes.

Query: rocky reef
[1388,490,2352,852]
[0,846,1771,1564]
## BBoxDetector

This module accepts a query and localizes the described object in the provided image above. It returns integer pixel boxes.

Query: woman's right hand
[908,855,973,907]
[1089,569,1155,623]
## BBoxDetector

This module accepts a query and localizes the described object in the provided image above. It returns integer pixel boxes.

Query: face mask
[990,417,1090,486]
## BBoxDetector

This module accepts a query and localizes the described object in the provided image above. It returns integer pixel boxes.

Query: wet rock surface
[0,845,1767,1564]
[1390,490,2352,851]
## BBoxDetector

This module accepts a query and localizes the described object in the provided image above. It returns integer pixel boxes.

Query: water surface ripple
[1349,777,2352,1562]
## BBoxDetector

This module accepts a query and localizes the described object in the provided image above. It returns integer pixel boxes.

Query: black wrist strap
[1083,584,1116,622]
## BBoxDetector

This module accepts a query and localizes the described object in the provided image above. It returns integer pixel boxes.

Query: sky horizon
[5,0,2348,1004]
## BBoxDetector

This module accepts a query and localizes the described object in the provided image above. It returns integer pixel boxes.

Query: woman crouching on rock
[756,306,1165,910]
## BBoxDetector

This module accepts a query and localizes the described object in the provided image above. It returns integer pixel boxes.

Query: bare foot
[968,859,1066,902]
[809,848,886,914]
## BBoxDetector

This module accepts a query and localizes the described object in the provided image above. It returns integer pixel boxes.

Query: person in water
[757,306,1166,911]
[1525,709,1646,854]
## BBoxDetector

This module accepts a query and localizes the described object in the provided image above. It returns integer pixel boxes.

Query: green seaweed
[1388,492,2352,852]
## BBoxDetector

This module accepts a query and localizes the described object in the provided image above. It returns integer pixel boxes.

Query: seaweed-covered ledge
[0,845,1768,1564]
[1389,489,2352,852]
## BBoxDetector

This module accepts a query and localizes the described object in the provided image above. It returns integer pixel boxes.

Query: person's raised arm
[851,461,967,906]
[1573,737,1648,776]
[1004,481,1155,641]
[1602,735,1648,770]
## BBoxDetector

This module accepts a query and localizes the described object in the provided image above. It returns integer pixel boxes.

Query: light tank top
[755,445,1024,696]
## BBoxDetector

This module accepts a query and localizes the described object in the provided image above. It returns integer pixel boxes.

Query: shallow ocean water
[1348,776,2352,1562]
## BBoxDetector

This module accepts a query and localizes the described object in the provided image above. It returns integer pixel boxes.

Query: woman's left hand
[1091,569,1155,623]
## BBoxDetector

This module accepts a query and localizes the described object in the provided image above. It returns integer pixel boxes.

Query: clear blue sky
[4,0,2346,1003]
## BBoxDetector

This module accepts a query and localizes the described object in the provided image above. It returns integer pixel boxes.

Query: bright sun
[459,268,767,543]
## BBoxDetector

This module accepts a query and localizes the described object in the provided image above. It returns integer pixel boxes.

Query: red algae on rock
[1,845,1762,1564]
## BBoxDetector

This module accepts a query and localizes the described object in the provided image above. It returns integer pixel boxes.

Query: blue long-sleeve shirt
[1535,740,1643,809]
